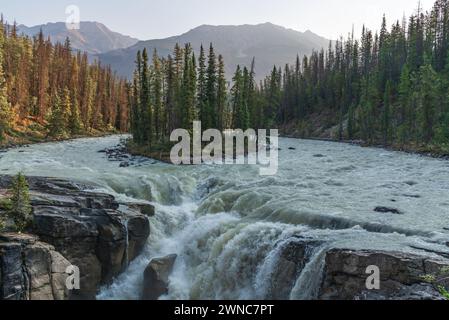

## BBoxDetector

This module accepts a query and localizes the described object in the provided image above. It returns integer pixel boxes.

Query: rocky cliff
[0,176,152,300]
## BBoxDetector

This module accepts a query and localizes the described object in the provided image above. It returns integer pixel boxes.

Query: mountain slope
[18,21,139,54]
[98,23,330,80]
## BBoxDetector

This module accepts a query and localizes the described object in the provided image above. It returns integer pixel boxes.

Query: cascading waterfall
[1,135,449,300]
[289,246,328,300]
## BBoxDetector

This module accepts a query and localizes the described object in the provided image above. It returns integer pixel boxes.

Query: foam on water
[1,135,449,300]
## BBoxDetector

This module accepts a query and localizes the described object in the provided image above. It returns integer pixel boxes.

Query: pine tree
[47,91,66,138]
[417,63,439,143]
[152,49,163,140]
[180,44,196,129]
[205,43,217,129]
[69,89,82,134]
[0,23,13,142]
[141,48,153,145]
[197,45,208,127]
[382,80,393,145]
[217,55,227,130]
[8,172,32,233]
[231,65,244,129]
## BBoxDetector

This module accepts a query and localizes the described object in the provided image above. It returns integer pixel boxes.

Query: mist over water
[1,135,449,300]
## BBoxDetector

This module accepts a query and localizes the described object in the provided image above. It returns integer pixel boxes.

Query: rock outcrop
[0,176,153,300]
[273,237,449,300]
[319,249,449,300]
[0,233,71,300]
[142,254,177,300]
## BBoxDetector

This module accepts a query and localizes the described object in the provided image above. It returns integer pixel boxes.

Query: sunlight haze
[1,0,436,40]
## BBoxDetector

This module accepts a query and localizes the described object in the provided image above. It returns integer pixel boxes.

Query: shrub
[422,267,449,300]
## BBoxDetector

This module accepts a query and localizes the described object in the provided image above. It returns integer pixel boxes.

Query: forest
[130,0,449,155]
[2,1,449,155]
[0,18,129,146]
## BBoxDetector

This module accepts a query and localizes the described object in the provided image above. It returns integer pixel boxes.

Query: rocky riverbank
[0,175,153,300]
[280,121,449,160]
[270,237,449,300]
[142,237,449,300]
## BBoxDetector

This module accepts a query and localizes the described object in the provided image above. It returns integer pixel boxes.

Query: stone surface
[0,175,152,300]
[318,249,449,300]
[142,254,177,300]
[0,233,71,300]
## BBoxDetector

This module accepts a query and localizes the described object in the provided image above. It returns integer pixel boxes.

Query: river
[0,135,448,299]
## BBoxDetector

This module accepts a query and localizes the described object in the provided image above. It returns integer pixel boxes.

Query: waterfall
[1,135,449,300]
[289,246,328,300]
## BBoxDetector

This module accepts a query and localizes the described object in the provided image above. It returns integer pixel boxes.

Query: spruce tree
[418,63,438,143]
[47,92,67,138]
[217,55,227,130]
[197,45,208,127]
[231,65,243,129]
[9,172,32,233]
[205,43,217,129]
[152,49,163,140]
[0,24,13,142]
[382,81,393,145]
[141,48,153,146]
[69,89,82,135]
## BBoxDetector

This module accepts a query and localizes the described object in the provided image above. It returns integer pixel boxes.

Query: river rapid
[0,135,448,299]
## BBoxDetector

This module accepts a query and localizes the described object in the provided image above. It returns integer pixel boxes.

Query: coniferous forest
[2,1,449,155]
[0,19,129,145]
[130,0,449,156]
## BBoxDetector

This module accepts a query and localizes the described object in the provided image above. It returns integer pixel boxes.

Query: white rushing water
[1,135,449,300]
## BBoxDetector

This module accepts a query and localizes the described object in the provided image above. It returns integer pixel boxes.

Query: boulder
[374,207,403,215]
[142,254,177,300]
[128,203,155,217]
[127,215,151,261]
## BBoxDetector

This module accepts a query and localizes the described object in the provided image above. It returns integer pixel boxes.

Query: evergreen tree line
[255,0,449,148]
[131,0,449,152]
[0,19,129,142]
[130,43,231,147]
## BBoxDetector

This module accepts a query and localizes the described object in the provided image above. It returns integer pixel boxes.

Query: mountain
[18,21,139,54]
[97,23,330,80]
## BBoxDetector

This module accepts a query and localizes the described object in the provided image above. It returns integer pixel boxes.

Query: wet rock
[269,238,324,300]
[402,194,421,199]
[374,207,403,215]
[288,147,296,150]
[0,233,71,300]
[128,203,155,217]
[127,215,151,262]
[142,254,177,300]
[318,249,449,300]
[119,162,130,168]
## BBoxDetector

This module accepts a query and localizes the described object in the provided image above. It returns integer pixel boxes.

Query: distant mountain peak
[17,21,139,54]
[98,22,330,81]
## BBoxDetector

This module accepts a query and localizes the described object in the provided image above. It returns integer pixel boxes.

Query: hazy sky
[1,0,436,40]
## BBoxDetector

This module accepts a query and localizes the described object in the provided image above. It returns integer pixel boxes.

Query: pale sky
[1,0,436,40]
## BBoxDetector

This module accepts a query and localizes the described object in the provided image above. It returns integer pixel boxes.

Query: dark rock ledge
[142,237,449,301]
[0,176,153,300]
[267,238,449,300]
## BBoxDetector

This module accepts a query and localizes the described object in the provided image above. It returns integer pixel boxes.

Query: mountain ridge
[17,21,139,54]
[97,22,330,81]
